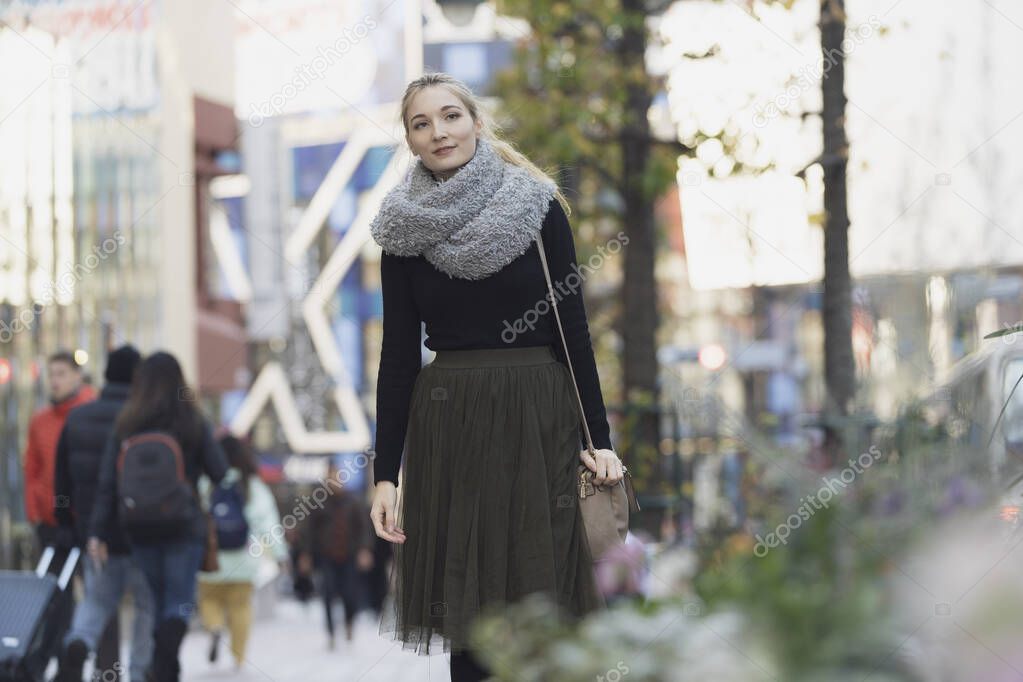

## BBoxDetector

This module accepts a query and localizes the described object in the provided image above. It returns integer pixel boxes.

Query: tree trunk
[820,0,856,441]
[620,0,661,481]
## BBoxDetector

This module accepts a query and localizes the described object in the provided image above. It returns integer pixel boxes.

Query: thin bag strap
[536,235,639,512]
[535,235,596,456]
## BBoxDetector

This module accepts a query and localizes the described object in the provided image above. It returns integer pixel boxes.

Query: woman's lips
[434,145,456,156]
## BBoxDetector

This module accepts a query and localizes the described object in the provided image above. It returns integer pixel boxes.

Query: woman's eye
[413,113,458,129]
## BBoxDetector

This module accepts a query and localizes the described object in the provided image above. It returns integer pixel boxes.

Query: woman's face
[405,86,482,181]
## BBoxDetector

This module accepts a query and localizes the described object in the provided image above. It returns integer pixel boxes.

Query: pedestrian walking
[53,345,155,682]
[197,433,288,670]
[24,351,96,560]
[309,461,374,649]
[88,351,228,682]
[286,528,316,604]
[368,72,622,682]
[22,350,96,668]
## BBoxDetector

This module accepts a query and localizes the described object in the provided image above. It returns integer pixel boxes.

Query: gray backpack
[117,431,196,537]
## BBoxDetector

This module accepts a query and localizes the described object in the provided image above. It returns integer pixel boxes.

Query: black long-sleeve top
[373,197,613,487]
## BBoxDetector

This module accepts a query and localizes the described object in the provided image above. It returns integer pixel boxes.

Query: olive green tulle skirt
[378,345,606,656]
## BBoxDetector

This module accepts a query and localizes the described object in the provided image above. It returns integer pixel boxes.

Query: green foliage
[491,0,682,224]
[695,505,899,677]
[612,390,672,497]
[470,591,779,681]
[693,396,999,678]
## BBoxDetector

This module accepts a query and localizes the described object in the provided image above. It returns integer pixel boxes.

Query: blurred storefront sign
[728,340,788,373]
[4,0,159,114]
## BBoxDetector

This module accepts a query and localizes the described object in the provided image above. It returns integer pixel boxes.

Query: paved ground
[178,598,450,681]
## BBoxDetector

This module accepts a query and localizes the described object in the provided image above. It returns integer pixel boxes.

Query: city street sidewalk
[179,598,445,681]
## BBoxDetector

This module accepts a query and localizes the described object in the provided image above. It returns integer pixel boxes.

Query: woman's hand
[371,481,406,544]
[579,448,624,487]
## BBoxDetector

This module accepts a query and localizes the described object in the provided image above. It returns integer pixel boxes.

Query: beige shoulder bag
[534,235,641,562]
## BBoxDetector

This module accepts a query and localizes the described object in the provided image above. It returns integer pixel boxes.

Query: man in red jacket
[24,350,96,553]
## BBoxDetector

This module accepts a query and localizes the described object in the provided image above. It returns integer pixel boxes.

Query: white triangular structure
[229,362,370,451]
[229,129,410,453]
[303,151,410,381]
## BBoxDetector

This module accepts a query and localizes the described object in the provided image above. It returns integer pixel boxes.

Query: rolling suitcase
[0,546,80,682]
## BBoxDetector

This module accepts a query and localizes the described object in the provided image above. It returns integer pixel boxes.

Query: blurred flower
[595,535,647,600]
[937,474,986,517]
[878,489,905,515]
[472,594,777,682]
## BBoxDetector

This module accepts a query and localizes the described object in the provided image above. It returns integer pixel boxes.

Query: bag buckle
[578,468,595,499]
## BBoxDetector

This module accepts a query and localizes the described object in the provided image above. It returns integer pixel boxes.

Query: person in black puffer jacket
[53,345,155,682]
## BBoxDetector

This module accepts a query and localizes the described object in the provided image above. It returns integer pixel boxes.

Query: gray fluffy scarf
[369,136,557,280]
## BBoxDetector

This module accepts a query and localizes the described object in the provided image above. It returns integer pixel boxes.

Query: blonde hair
[398,72,571,217]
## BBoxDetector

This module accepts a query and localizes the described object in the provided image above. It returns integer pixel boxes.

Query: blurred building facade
[0,0,245,562]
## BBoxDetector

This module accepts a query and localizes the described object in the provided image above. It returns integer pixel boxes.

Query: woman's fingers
[592,449,624,486]
[371,504,406,544]
[581,449,626,485]
[374,520,401,543]
[384,512,406,540]
[381,526,406,543]
[579,448,597,472]
[371,484,406,544]
[372,508,387,538]
[608,456,622,484]
[595,456,609,485]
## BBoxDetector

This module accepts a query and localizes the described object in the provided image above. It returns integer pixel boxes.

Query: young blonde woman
[369,72,623,682]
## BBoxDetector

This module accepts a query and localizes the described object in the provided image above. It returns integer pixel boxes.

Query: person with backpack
[53,345,155,682]
[196,433,287,670]
[88,351,228,682]
[309,460,374,648]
